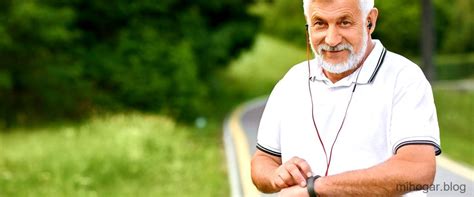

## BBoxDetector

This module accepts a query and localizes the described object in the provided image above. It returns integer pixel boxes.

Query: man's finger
[293,158,312,178]
[279,169,297,186]
[285,162,307,187]
[274,174,290,189]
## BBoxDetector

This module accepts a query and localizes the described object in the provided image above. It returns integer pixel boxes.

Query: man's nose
[324,25,342,47]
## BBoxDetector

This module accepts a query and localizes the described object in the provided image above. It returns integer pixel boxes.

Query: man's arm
[311,144,436,196]
[251,150,313,193]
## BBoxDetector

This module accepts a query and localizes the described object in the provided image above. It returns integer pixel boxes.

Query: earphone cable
[306,25,363,176]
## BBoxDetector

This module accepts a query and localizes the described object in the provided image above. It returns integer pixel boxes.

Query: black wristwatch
[307,175,321,197]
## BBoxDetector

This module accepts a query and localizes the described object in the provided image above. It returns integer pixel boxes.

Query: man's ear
[367,8,379,34]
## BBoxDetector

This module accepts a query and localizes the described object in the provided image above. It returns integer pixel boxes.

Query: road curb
[224,98,266,197]
[437,156,474,182]
[223,116,244,197]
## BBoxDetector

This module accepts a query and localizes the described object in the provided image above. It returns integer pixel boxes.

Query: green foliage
[435,0,474,53]
[373,0,420,55]
[251,0,307,47]
[0,0,259,126]
[0,113,229,196]
[253,0,473,56]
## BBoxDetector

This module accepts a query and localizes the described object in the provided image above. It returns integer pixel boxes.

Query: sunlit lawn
[0,114,229,196]
[227,34,307,97]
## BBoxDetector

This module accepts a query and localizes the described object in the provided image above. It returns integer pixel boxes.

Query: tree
[435,0,474,53]
[0,0,260,127]
[421,0,436,81]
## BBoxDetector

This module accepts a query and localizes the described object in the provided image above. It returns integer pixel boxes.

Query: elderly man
[250,0,441,196]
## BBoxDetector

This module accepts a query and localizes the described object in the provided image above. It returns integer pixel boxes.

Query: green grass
[227,34,474,166]
[433,89,474,166]
[0,113,229,196]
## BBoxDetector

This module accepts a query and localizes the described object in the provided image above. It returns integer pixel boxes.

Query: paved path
[224,97,474,197]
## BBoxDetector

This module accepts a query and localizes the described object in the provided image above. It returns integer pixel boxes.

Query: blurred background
[0,0,472,196]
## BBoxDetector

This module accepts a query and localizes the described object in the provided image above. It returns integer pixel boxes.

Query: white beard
[312,28,368,74]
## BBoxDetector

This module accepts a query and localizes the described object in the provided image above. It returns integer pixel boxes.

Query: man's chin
[321,60,350,69]
[320,61,358,74]
[323,60,347,66]
[320,55,350,64]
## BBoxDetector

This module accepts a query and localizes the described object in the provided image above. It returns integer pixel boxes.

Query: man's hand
[279,185,309,197]
[251,150,313,193]
[272,156,312,190]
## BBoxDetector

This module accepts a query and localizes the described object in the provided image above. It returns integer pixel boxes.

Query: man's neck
[323,41,375,83]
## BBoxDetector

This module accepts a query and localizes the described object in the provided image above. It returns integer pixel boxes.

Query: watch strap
[307,175,321,197]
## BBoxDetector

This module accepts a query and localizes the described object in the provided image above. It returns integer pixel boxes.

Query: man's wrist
[307,175,321,197]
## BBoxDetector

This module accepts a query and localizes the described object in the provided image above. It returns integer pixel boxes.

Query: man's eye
[313,21,324,26]
[341,21,351,26]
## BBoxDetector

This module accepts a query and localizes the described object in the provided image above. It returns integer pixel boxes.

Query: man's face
[308,0,368,74]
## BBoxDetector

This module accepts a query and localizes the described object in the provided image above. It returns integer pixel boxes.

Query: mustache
[317,43,354,54]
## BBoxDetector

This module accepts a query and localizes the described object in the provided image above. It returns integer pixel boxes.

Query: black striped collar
[355,40,387,84]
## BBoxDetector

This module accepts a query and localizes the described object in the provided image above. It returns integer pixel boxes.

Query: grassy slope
[226,34,307,97]
[433,90,474,166]
[0,114,229,196]
[227,34,474,166]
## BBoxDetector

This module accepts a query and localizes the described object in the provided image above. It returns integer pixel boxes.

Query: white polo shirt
[256,40,441,195]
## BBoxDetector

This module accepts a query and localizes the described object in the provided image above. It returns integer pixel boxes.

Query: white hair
[303,0,374,20]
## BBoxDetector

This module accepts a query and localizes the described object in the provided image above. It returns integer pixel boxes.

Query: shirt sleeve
[256,80,286,157]
[390,66,441,156]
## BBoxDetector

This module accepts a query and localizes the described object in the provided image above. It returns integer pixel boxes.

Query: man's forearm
[251,154,281,193]
[314,145,436,196]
